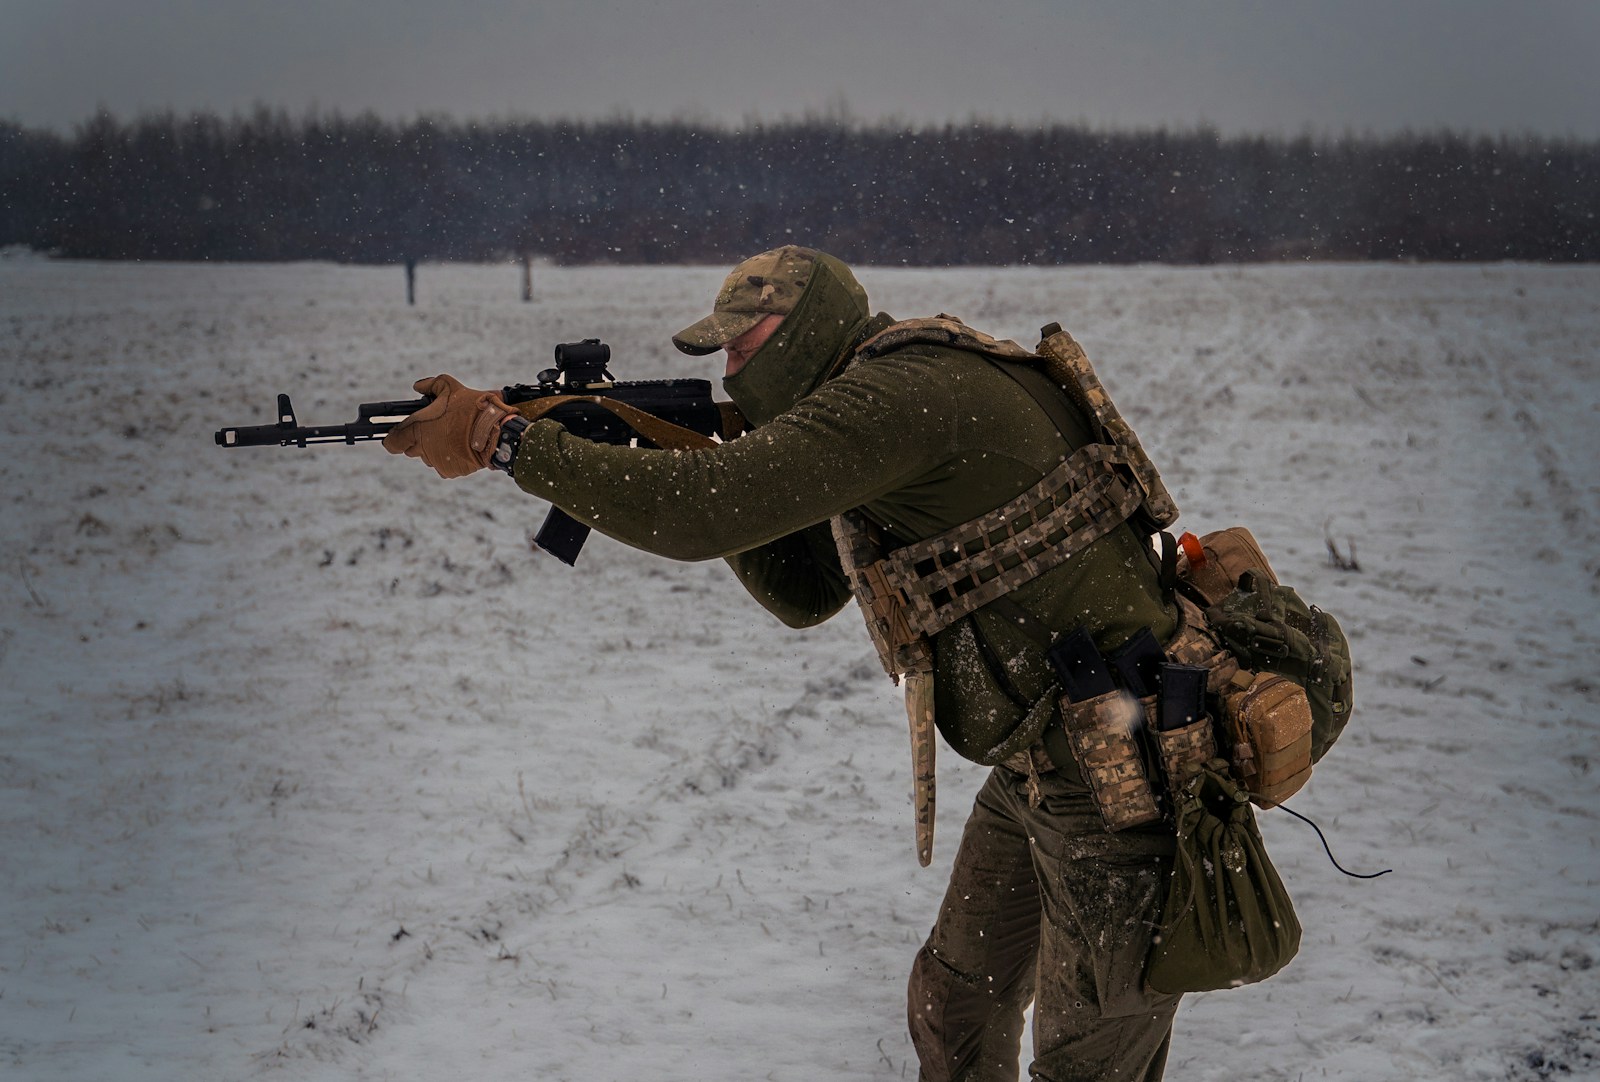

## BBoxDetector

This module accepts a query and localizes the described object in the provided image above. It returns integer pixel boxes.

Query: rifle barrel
[214,395,428,447]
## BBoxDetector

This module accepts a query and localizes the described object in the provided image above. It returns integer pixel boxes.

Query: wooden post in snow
[520,253,534,302]
[405,257,417,306]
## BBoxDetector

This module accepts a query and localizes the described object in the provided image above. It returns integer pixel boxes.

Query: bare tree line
[2,108,1595,265]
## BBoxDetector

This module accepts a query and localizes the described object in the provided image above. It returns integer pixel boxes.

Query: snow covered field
[2,256,1597,1082]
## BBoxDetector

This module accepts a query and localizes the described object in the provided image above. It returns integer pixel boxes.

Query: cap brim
[671,310,765,356]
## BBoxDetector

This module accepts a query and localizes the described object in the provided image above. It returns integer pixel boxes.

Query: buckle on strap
[1000,741,1057,808]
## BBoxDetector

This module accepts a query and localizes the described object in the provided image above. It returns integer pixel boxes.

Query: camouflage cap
[672,246,821,356]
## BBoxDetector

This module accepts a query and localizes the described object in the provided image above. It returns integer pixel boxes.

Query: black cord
[1276,802,1393,879]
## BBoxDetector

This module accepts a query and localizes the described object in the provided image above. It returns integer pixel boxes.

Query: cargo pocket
[907,945,982,1082]
[1058,831,1177,1017]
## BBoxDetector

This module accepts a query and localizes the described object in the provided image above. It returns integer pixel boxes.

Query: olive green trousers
[908,767,1181,1082]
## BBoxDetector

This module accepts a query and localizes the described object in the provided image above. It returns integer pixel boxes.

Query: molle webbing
[1035,323,1180,531]
[832,509,933,681]
[855,314,1037,365]
[877,443,1143,640]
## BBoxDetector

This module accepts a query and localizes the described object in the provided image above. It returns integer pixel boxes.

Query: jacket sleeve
[723,520,852,628]
[508,357,959,562]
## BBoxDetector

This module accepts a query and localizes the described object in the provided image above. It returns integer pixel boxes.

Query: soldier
[383,246,1184,1081]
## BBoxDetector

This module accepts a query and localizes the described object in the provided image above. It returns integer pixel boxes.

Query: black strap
[1155,530,1178,596]
[987,595,1054,650]
[986,358,1097,449]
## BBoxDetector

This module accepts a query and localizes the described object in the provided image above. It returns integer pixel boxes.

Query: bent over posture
[385,247,1184,1081]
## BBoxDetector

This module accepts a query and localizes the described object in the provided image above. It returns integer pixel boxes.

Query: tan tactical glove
[382,374,515,479]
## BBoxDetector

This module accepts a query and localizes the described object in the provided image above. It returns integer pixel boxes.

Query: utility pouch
[1146,763,1302,994]
[1181,529,1354,768]
[1175,526,1277,608]
[1219,671,1313,807]
[1209,576,1353,765]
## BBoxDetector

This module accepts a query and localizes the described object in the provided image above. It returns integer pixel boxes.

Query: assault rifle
[214,339,739,565]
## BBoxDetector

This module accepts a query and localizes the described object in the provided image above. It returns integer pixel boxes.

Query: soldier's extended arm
[506,353,967,563]
[724,521,853,628]
[215,339,743,564]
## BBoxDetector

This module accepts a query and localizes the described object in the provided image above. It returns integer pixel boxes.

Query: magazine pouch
[1152,662,1217,791]
[1153,716,1218,791]
[1060,690,1163,831]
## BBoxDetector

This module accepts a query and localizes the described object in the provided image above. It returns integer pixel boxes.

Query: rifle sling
[513,394,722,451]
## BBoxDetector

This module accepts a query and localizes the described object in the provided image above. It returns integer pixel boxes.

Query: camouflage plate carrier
[831,317,1183,860]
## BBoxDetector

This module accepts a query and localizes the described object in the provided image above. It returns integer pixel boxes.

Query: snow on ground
[1,258,1596,1082]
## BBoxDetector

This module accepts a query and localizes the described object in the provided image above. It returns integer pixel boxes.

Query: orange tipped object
[1179,531,1207,569]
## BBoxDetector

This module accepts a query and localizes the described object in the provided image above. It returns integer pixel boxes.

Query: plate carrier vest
[829,316,1179,864]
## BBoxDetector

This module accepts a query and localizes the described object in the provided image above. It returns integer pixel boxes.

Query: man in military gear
[384,246,1183,1081]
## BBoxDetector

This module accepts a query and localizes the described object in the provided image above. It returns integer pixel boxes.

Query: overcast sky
[4,0,1598,137]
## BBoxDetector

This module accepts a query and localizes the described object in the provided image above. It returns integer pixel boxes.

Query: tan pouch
[1221,672,1313,807]
[1176,526,1280,608]
[1061,690,1162,831]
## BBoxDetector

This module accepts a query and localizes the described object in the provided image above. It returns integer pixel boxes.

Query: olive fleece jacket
[509,347,1174,767]
[511,252,1171,765]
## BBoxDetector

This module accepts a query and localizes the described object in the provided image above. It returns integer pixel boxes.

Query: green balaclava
[672,246,871,427]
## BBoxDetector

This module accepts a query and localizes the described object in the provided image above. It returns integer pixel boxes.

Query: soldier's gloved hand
[382,374,515,479]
